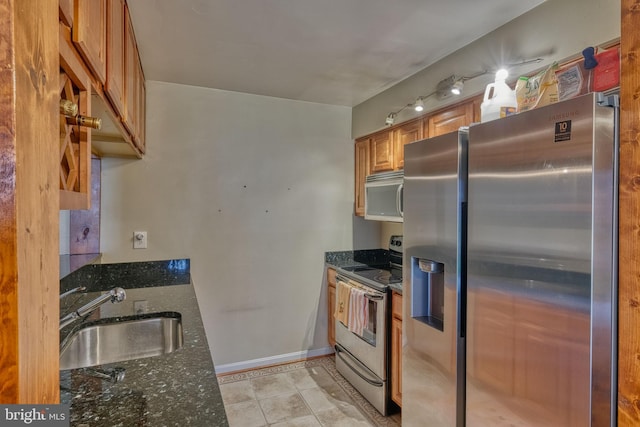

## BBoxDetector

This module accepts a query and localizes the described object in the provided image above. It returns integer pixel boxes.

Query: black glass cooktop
[341,265,402,285]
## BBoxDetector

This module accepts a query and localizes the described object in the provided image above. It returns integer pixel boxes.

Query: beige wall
[99,82,353,368]
[353,0,620,138]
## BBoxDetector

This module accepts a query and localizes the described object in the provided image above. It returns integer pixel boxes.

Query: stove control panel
[389,235,403,253]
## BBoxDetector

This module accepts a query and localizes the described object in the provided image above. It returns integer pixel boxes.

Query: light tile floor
[217,356,401,427]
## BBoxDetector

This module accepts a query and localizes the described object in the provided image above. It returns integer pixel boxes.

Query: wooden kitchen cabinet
[73,0,108,85]
[354,138,371,216]
[327,268,337,348]
[60,0,145,165]
[105,0,126,118]
[426,101,475,137]
[135,57,146,152]
[123,4,146,151]
[393,118,423,170]
[370,131,395,173]
[354,119,419,216]
[60,23,93,210]
[353,97,480,217]
[391,291,403,407]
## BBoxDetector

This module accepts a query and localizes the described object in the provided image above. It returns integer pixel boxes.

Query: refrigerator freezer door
[466,93,616,426]
[403,130,467,427]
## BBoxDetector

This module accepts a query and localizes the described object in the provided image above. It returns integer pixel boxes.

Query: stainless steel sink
[60,311,184,371]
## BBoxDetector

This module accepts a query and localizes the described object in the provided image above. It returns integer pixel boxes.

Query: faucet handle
[110,287,126,302]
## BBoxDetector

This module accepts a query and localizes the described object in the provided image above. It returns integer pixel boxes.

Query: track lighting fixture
[382,57,543,126]
[385,113,397,126]
[450,80,464,95]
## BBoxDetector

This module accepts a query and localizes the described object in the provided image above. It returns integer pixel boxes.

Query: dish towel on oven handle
[348,286,368,336]
[334,279,351,327]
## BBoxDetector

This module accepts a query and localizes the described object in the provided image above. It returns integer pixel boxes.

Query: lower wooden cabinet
[391,291,403,407]
[327,268,337,348]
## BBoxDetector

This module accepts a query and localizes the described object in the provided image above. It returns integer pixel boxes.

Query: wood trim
[0,0,60,403]
[618,1,640,424]
[0,0,19,402]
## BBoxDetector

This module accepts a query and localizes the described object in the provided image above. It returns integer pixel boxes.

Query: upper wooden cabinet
[353,98,480,217]
[73,0,107,85]
[393,118,423,170]
[123,4,146,153]
[60,24,93,210]
[370,131,395,173]
[354,137,371,216]
[367,118,423,179]
[105,0,125,118]
[426,101,475,138]
[61,0,146,160]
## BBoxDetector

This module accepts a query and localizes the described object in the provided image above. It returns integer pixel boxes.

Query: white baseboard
[215,346,335,375]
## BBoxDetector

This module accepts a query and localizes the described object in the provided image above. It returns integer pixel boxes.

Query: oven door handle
[334,344,384,387]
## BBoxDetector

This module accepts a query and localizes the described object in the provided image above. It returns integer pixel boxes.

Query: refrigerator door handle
[397,183,404,217]
[334,344,384,387]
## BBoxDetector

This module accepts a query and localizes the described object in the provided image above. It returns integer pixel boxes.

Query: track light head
[385,113,396,126]
[450,80,464,95]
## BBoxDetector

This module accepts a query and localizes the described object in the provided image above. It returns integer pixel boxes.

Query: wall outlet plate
[133,231,147,249]
[134,300,148,314]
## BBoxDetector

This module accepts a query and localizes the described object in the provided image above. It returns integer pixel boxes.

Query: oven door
[335,278,387,379]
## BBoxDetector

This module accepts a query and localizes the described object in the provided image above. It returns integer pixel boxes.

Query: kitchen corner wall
[353,0,620,138]
[99,81,353,366]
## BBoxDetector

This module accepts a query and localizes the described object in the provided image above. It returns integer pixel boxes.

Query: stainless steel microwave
[364,171,403,222]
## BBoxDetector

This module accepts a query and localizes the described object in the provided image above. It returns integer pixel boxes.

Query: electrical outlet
[133,231,147,249]
[134,300,148,314]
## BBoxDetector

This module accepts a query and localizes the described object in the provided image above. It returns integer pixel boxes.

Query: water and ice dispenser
[411,257,445,331]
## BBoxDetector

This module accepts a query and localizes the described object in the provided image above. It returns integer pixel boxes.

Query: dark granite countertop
[325,249,403,294]
[59,259,228,427]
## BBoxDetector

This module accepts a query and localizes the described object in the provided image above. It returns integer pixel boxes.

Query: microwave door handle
[397,183,404,217]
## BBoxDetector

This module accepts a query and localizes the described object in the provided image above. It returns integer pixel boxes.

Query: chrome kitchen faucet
[59,287,126,330]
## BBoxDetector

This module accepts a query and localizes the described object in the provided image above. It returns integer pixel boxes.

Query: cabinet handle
[66,115,102,130]
[59,99,78,117]
[60,100,101,129]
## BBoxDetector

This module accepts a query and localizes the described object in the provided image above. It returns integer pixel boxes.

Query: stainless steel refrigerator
[402,92,618,426]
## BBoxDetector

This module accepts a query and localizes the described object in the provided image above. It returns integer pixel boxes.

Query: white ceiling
[128,0,545,107]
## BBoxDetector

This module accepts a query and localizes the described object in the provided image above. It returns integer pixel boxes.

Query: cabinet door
[391,292,403,406]
[426,101,474,137]
[354,138,370,216]
[370,131,394,173]
[60,25,93,210]
[73,0,107,85]
[105,0,125,117]
[123,4,139,140]
[393,119,423,170]
[135,59,146,152]
[327,268,337,348]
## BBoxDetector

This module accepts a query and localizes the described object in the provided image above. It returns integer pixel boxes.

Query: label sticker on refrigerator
[554,120,572,142]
